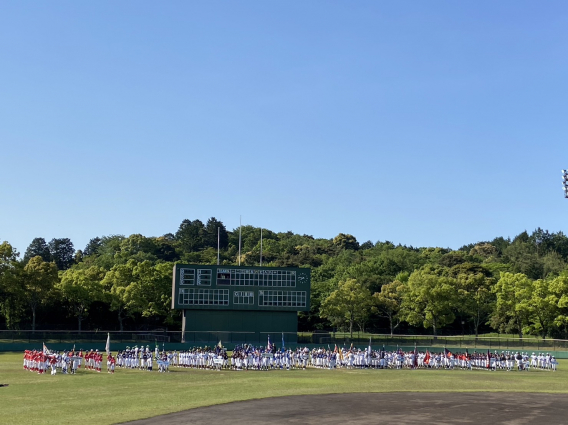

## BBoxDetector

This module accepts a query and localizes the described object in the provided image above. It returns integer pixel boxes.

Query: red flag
[424,350,431,365]
[486,350,491,369]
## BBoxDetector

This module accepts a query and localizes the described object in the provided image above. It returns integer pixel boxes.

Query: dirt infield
[124,392,568,424]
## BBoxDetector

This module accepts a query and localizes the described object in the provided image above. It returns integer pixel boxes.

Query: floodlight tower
[563,170,568,198]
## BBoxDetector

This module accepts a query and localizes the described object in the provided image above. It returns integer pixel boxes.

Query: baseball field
[1,352,568,424]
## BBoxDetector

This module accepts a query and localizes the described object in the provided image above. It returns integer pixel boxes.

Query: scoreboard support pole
[181,309,187,343]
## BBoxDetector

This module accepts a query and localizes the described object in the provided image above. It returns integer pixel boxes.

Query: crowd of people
[23,348,99,375]
[22,344,175,375]
[168,345,559,372]
[22,344,560,375]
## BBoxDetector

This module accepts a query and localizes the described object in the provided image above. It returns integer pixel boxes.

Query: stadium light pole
[563,170,568,199]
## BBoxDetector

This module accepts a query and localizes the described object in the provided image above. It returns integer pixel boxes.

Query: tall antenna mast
[238,215,242,266]
[217,227,220,265]
[563,170,568,198]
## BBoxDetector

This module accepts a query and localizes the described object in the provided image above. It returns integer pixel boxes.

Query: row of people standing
[23,346,560,375]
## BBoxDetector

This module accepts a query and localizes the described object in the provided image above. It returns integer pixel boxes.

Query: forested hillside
[2,218,568,338]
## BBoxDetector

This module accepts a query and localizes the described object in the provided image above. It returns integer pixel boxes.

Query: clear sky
[1,1,567,254]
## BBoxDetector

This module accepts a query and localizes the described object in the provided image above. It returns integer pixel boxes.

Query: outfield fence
[2,330,568,353]
[0,330,298,346]
[337,334,568,352]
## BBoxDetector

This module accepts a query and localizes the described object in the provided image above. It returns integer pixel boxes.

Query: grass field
[1,352,568,425]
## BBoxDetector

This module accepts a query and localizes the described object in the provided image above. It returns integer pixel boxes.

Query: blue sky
[1,1,567,254]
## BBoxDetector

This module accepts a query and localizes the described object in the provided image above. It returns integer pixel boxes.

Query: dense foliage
[2,219,568,338]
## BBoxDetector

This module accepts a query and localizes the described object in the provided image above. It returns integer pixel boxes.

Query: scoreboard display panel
[171,264,311,312]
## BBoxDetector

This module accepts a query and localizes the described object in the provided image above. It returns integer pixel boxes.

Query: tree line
[1,219,568,339]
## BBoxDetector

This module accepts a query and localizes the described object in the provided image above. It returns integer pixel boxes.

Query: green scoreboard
[171,264,311,344]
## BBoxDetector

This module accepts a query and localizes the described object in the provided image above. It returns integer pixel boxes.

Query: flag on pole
[105,333,110,355]
[43,342,48,354]
[486,349,491,369]
[424,350,431,365]
[281,332,285,350]
[413,344,418,369]
[367,337,372,360]
[267,335,272,352]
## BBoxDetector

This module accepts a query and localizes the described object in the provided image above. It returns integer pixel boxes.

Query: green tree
[372,277,405,336]
[490,272,532,338]
[229,226,278,257]
[504,242,543,280]
[58,266,105,332]
[469,243,498,260]
[542,252,566,278]
[438,251,467,268]
[48,238,75,270]
[204,217,229,250]
[93,235,126,269]
[529,227,553,257]
[490,236,511,256]
[549,231,568,259]
[101,261,138,331]
[175,219,206,253]
[98,235,125,256]
[83,237,102,257]
[23,237,52,263]
[551,270,568,334]
[332,233,360,251]
[0,242,25,329]
[128,261,175,321]
[23,256,59,332]
[399,268,457,337]
[320,278,371,337]
[114,234,159,263]
[455,272,495,337]
[154,236,178,262]
[524,278,559,338]
[419,248,450,265]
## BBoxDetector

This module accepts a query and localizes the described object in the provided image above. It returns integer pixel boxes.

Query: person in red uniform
[49,355,58,375]
[37,352,46,374]
[95,351,102,372]
[107,353,116,374]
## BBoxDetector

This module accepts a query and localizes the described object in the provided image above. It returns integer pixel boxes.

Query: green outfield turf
[1,352,567,425]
